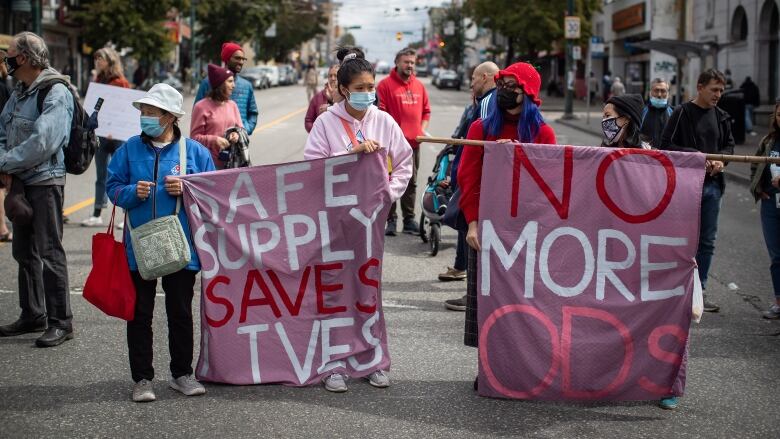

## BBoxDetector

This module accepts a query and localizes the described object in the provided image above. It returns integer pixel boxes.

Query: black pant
[11,184,71,329]
[128,269,197,382]
[389,147,420,221]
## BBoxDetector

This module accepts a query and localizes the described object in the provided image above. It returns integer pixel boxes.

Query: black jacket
[659,102,735,190]
[640,104,672,147]
[740,80,761,106]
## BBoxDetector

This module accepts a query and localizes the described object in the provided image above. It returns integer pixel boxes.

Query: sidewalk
[552,103,770,186]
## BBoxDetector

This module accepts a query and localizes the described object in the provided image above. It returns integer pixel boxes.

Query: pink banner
[477,142,705,400]
[181,153,392,386]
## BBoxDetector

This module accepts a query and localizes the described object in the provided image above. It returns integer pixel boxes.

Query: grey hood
[16,67,71,96]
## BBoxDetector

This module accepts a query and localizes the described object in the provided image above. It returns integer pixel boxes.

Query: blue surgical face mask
[347,91,375,111]
[140,115,166,138]
[649,96,668,108]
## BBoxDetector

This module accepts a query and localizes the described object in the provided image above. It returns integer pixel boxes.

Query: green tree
[430,3,467,69]
[72,0,186,63]
[464,0,600,64]
[254,1,326,62]
[338,33,356,48]
[196,0,275,62]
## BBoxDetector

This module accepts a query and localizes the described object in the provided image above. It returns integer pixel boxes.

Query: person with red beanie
[376,47,431,236]
[191,64,243,169]
[194,42,258,135]
[457,61,557,351]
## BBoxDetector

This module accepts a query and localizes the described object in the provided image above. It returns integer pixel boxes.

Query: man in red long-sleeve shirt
[377,47,431,236]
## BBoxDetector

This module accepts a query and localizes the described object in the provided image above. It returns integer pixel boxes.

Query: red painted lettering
[511,145,573,219]
[266,267,311,317]
[356,258,380,314]
[204,275,234,328]
[315,263,347,315]
[240,269,282,322]
[638,324,686,395]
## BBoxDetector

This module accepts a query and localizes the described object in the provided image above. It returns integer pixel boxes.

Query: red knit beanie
[495,62,543,107]
[221,42,242,64]
[208,64,233,89]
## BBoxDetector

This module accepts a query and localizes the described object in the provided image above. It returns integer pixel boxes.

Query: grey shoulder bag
[128,139,191,280]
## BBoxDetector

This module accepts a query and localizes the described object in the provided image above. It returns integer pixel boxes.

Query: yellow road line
[255,107,307,132]
[63,197,95,216]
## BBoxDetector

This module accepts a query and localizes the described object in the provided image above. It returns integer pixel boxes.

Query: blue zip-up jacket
[106,130,216,272]
[0,68,73,184]
[194,74,258,134]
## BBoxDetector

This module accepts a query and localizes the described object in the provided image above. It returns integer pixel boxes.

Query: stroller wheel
[429,223,440,256]
[419,212,428,243]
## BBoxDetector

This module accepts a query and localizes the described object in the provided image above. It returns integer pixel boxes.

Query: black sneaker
[403,218,420,234]
[385,219,397,236]
[35,327,74,347]
[444,296,467,311]
[0,318,47,337]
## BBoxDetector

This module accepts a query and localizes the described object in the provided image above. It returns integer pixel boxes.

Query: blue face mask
[140,116,166,138]
[649,96,668,108]
[347,91,375,111]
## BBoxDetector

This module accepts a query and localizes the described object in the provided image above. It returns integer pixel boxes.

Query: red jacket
[99,75,131,89]
[458,117,557,224]
[305,88,331,132]
[376,68,431,148]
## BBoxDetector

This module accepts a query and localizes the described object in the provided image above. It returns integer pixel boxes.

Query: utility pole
[190,0,197,94]
[562,0,577,120]
[32,0,41,35]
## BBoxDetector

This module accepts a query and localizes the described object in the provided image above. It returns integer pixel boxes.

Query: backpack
[36,79,98,175]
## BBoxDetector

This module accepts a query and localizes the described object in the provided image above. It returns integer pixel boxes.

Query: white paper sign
[83,82,147,142]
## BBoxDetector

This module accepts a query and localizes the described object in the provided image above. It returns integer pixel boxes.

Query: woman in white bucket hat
[106,83,216,402]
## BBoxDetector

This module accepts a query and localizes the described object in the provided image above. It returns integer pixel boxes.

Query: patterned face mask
[601,117,623,145]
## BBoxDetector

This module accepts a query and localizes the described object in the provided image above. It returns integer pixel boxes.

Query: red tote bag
[83,199,136,321]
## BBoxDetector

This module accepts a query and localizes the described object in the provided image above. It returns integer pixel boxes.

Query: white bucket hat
[132,83,185,118]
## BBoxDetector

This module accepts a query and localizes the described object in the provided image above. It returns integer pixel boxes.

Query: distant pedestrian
[194,42,258,135]
[304,62,319,102]
[660,68,735,318]
[588,71,599,102]
[81,47,131,227]
[602,94,650,149]
[749,97,780,319]
[106,83,215,402]
[740,76,760,136]
[303,46,413,393]
[377,47,431,236]
[640,78,673,147]
[725,69,734,90]
[0,32,74,347]
[602,70,612,101]
[610,76,625,97]
[304,64,339,132]
[191,64,243,169]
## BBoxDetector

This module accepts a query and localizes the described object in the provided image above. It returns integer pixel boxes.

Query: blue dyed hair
[482,90,545,143]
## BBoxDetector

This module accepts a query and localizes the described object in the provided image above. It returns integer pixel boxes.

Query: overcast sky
[337,0,445,63]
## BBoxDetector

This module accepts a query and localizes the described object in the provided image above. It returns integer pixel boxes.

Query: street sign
[572,46,582,60]
[590,36,605,57]
[565,16,581,39]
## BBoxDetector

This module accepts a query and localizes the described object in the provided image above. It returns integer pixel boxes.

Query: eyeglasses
[496,80,522,91]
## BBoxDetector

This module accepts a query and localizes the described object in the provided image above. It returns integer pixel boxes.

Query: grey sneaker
[762,304,780,319]
[132,379,156,403]
[367,370,390,388]
[438,267,467,281]
[323,373,348,392]
[444,296,467,311]
[169,374,206,396]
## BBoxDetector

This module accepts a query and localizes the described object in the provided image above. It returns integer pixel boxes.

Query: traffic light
[396,32,402,41]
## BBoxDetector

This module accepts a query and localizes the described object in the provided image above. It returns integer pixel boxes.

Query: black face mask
[497,89,521,110]
[5,55,19,76]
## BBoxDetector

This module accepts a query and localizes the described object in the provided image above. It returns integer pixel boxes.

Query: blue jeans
[760,197,780,297]
[94,137,120,209]
[745,104,755,132]
[454,230,467,271]
[697,180,722,289]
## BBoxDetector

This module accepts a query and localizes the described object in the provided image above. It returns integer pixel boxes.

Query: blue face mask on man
[346,90,375,111]
[649,96,668,108]
[140,115,166,138]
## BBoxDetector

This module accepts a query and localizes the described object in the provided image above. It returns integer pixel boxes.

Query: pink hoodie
[304,101,413,202]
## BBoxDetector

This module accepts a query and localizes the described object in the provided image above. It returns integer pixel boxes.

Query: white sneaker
[115,221,124,230]
[169,374,206,396]
[323,373,348,392]
[132,379,156,402]
[367,370,390,388]
[80,216,103,227]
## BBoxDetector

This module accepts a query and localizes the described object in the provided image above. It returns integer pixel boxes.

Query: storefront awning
[628,38,729,59]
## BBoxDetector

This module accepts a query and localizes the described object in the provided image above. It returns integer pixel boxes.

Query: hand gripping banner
[476,142,705,400]
[181,152,392,385]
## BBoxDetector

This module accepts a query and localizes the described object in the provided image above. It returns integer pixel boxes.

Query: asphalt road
[0,79,778,438]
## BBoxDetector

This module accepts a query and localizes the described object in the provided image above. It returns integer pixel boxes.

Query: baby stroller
[419,144,457,256]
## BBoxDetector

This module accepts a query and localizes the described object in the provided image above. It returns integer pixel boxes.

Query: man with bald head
[440,62,498,311]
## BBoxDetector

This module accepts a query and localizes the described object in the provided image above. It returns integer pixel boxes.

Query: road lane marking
[63,197,95,216]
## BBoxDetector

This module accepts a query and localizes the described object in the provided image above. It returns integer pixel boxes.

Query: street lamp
[563,0,578,120]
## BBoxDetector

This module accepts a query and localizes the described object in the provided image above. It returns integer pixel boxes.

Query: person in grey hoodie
[0,32,74,347]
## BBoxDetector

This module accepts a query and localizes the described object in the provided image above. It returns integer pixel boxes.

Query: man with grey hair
[640,77,674,147]
[0,32,74,347]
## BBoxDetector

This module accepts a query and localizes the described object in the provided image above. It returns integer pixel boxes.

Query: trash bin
[719,90,745,145]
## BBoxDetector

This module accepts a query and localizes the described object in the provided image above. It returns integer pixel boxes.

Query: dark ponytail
[335,46,374,97]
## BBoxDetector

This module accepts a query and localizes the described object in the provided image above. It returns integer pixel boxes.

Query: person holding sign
[601,94,650,149]
[81,47,131,228]
[457,61,557,350]
[106,84,215,402]
[303,46,413,392]
[190,64,243,170]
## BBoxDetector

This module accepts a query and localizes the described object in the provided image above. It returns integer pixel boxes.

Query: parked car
[436,70,461,90]
[258,65,280,87]
[240,67,271,89]
[415,62,429,77]
[277,64,297,85]
[375,60,391,74]
[431,68,441,87]
[141,72,183,92]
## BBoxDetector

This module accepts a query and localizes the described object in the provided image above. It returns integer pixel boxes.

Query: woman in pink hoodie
[191,64,243,169]
[303,47,413,392]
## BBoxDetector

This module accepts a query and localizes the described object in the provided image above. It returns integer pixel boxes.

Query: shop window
[731,6,749,41]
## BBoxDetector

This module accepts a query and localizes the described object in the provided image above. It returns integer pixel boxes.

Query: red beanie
[208,64,233,89]
[221,42,242,64]
[495,62,542,107]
